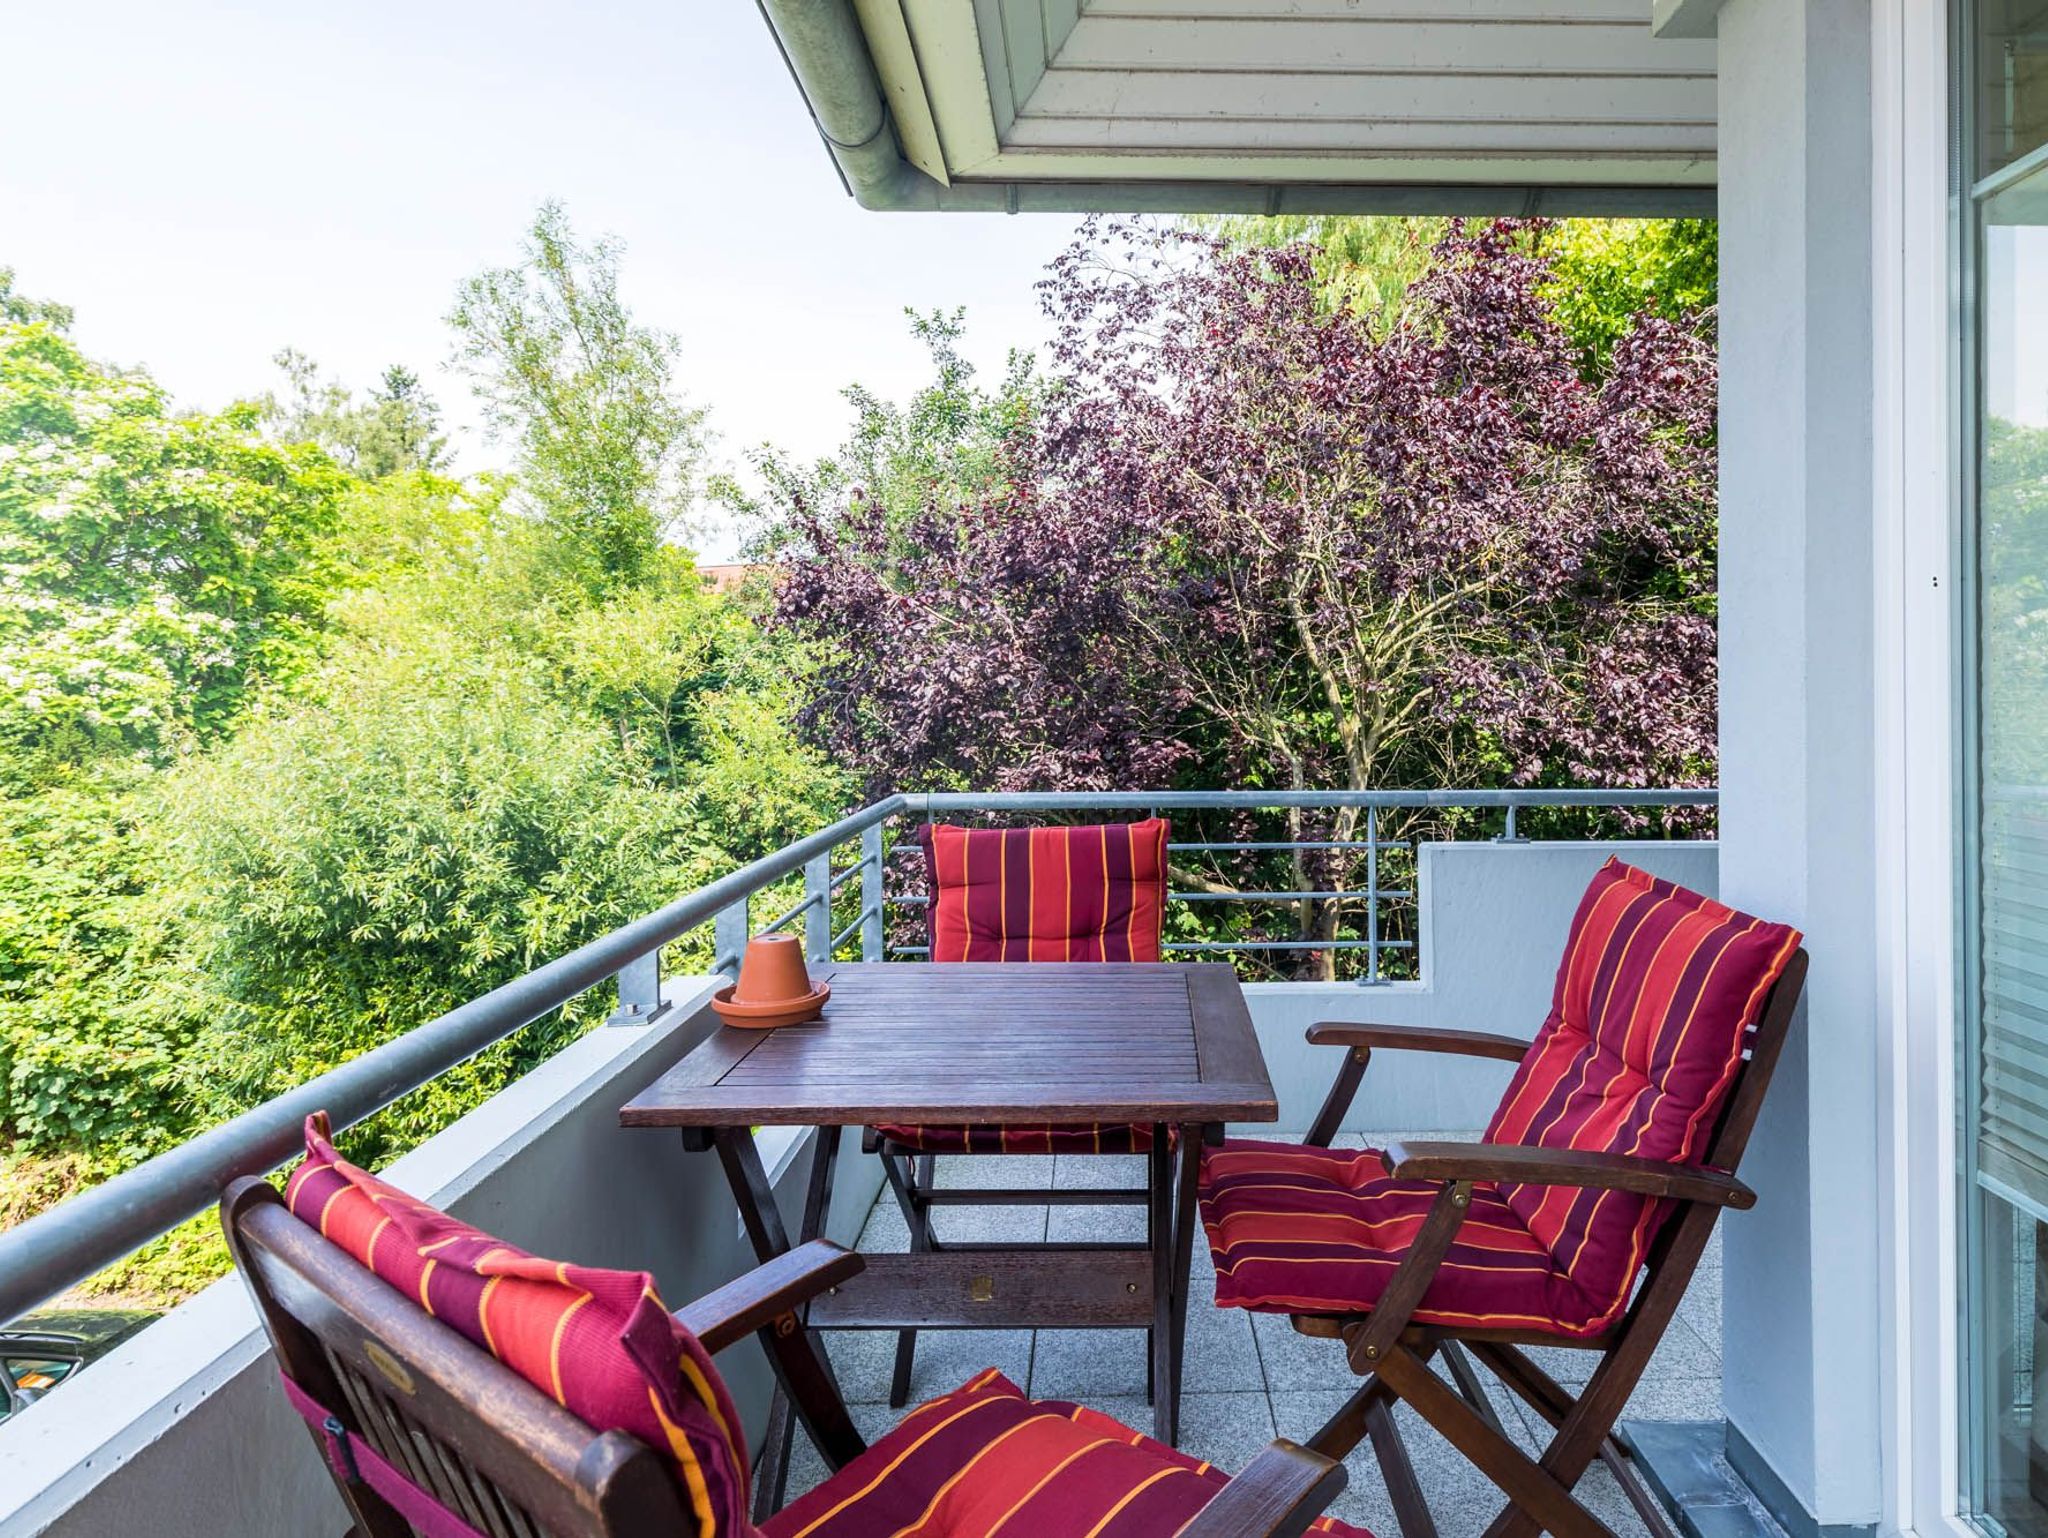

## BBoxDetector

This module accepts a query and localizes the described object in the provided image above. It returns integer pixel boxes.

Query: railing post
[862,822,885,962]
[805,853,833,962]
[1365,806,1381,984]
[1497,802,1528,844]
[715,898,750,977]
[606,948,671,1027]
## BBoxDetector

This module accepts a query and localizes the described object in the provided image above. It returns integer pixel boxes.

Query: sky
[0,1,1086,559]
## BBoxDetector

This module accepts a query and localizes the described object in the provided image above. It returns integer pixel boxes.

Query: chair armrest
[1305,1022,1529,1061]
[1179,1439,1348,1538]
[673,1240,867,1353]
[1381,1140,1756,1210]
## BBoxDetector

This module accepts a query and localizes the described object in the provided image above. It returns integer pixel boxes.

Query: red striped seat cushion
[283,1114,752,1538]
[879,821,1172,1156]
[1203,859,1801,1339]
[918,820,1168,964]
[1201,1141,1597,1334]
[763,1368,1369,1537]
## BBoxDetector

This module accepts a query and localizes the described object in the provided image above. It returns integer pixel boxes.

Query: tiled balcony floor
[786,1135,1735,1536]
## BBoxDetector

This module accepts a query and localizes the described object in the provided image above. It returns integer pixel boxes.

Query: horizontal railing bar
[1163,939,1416,952]
[0,795,911,1326]
[920,789,1715,812]
[1,782,1712,1328]
[886,895,931,907]
[830,906,879,952]
[1171,890,1395,903]
[761,890,828,933]
[829,860,869,893]
[1169,839,1406,852]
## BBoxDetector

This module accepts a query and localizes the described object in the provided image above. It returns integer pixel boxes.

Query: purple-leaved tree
[769,219,1718,974]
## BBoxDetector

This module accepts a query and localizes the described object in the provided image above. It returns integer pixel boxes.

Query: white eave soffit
[853,0,1720,197]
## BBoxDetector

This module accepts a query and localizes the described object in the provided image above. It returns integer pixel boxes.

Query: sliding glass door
[1964,6,2048,1533]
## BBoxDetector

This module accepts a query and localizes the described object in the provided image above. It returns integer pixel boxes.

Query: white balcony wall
[2,838,1715,1535]
[1247,840,1719,1136]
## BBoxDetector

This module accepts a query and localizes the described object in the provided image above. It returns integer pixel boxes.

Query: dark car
[0,1308,157,1424]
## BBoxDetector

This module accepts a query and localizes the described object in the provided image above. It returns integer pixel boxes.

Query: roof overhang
[754,0,1718,218]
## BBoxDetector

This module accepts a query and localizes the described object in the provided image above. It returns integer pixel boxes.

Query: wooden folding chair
[222,1146,1355,1536]
[1198,859,1807,1538]
[870,817,1174,1407]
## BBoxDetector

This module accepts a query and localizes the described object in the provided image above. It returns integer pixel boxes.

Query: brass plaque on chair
[364,1338,416,1396]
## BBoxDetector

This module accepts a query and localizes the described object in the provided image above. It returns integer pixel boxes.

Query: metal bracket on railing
[1495,804,1531,844]
[804,854,833,962]
[714,898,750,978]
[606,950,673,1027]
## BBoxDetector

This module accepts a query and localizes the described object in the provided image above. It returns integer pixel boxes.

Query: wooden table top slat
[620,961,1277,1128]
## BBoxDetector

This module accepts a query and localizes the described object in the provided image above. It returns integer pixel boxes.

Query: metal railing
[0,785,1711,1325]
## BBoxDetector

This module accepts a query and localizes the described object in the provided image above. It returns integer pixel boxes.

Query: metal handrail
[0,784,1713,1326]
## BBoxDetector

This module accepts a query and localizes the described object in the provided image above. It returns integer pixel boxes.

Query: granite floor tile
[1051,1152,1150,1189]
[1181,1299,1266,1392]
[1071,1391,1279,1473]
[856,1196,911,1253]
[921,1203,1050,1246]
[1250,1307,1356,1390]
[930,1152,1055,1190]
[1045,1201,1148,1243]
[1027,1328,1154,1399]
[824,1326,1034,1406]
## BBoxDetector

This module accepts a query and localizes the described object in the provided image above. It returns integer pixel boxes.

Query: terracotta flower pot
[713,934,831,1030]
[734,933,812,1004]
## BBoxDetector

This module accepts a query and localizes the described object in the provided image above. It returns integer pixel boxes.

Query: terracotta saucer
[710,980,831,1031]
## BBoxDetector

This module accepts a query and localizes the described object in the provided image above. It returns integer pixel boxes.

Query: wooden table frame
[620,962,1277,1518]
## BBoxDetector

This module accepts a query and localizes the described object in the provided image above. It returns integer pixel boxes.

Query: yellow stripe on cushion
[548,1292,593,1405]
[1082,1465,1188,1538]
[477,1274,504,1356]
[649,1382,720,1538]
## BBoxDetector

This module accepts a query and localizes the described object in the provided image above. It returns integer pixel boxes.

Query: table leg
[1149,1123,1173,1441]
[709,1127,865,1501]
[1165,1123,1209,1448]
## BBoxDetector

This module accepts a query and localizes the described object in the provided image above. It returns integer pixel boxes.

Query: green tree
[1538,218,1719,372]
[1199,215,1718,373]
[0,276,349,1165]
[1192,215,1445,325]
[0,267,73,329]
[728,309,1036,556]
[263,350,450,479]
[150,636,693,1156]
[0,308,350,767]
[448,203,706,592]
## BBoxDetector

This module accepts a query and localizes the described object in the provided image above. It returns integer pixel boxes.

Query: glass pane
[1976,1,2048,182]
[1972,157,2048,1538]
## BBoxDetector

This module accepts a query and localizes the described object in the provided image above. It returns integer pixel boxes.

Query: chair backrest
[918,818,1169,963]
[223,1178,696,1538]
[223,1115,754,1538]
[1480,858,1805,1329]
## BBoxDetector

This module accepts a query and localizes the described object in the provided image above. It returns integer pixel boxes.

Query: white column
[1715,0,1885,1529]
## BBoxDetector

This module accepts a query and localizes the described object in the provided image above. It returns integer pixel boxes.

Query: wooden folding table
[620,961,1277,1510]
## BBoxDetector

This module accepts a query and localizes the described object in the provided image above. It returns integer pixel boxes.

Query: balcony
[0,789,1748,1537]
